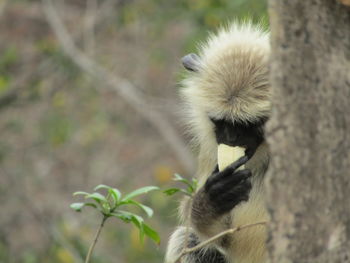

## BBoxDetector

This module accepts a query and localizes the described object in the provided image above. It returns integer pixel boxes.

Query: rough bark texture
[266,1,350,263]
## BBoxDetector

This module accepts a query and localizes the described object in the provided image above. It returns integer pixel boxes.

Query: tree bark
[266,1,350,263]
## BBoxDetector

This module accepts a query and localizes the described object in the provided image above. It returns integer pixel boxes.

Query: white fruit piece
[217,144,245,171]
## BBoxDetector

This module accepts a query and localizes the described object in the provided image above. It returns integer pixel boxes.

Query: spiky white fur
[165,23,271,263]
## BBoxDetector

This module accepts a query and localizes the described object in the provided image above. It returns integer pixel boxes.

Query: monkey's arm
[191,156,252,243]
[165,226,227,263]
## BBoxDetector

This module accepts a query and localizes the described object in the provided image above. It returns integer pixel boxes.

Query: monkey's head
[180,23,270,175]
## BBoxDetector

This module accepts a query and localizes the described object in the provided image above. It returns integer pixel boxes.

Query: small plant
[163,173,198,197]
[71,184,160,263]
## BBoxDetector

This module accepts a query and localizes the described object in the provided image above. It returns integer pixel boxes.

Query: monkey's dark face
[211,118,267,158]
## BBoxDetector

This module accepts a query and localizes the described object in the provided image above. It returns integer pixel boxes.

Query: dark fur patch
[186,233,228,263]
[211,117,267,158]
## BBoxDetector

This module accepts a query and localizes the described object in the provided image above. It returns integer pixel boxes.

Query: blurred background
[0,0,267,262]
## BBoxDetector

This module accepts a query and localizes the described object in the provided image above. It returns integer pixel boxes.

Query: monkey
[165,22,271,263]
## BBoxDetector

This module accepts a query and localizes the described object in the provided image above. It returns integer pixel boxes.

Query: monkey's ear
[181,53,200,72]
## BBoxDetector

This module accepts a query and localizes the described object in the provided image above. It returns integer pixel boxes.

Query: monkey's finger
[207,170,251,196]
[215,155,249,181]
[225,155,249,172]
[205,164,250,191]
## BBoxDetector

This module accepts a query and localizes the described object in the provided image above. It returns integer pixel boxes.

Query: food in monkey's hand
[217,144,246,171]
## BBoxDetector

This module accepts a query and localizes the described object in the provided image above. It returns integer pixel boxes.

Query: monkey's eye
[181,53,201,72]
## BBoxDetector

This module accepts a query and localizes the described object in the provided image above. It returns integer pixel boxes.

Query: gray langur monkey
[165,23,271,263]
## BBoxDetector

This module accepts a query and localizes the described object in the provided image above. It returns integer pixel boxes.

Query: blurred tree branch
[41,0,195,173]
[0,0,7,18]
[83,0,97,55]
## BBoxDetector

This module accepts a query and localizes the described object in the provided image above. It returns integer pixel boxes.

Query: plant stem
[85,215,108,263]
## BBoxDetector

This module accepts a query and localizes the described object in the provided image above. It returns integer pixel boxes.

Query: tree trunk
[266,1,350,262]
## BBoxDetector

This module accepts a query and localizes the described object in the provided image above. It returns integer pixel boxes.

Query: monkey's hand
[192,156,251,221]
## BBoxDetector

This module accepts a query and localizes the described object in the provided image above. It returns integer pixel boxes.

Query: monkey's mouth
[222,139,262,160]
[216,139,262,172]
[211,118,264,159]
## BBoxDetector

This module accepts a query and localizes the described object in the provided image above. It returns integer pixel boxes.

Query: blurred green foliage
[0,47,18,74]
[116,0,267,52]
[0,47,18,94]
[40,112,75,146]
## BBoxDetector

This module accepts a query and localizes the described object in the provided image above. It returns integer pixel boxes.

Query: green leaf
[130,214,144,228]
[173,173,190,184]
[111,211,132,223]
[102,202,111,214]
[110,188,122,204]
[110,210,158,244]
[70,202,97,212]
[122,186,159,201]
[191,178,198,191]
[70,202,85,212]
[85,192,108,203]
[171,174,198,194]
[93,185,122,206]
[143,223,160,245]
[130,214,145,242]
[94,184,112,191]
[173,174,195,191]
[73,191,90,196]
[111,210,145,229]
[119,199,154,217]
[163,188,181,196]
[163,188,193,197]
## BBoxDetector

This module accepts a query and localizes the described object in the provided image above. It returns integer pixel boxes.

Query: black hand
[204,156,252,215]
